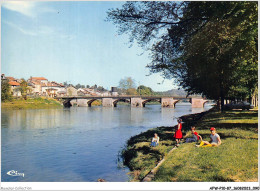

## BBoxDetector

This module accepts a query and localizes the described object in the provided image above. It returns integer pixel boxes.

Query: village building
[42,81,66,97]
[77,89,86,96]
[100,91,111,96]
[28,81,42,95]
[27,77,48,96]
[6,76,16,81]
[8,81,21,97]
[29,77,48,84]
[66,86,78,96]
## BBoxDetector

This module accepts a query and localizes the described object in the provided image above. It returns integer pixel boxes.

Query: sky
[1,1,178,91]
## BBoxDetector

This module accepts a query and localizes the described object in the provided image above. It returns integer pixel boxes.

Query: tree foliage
[126,88,138,95]
[18,79,30,100]
[137,85,154,95]
[1,79,12,102]
[97,86,107,92]
[118,77,137,95]
[107,1,258,109]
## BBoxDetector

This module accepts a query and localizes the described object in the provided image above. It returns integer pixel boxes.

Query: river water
[1,103,212,182]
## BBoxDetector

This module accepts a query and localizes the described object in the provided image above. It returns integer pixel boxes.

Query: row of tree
[118,76,155,95]
[63,82,107,91]
[107,1,258,110]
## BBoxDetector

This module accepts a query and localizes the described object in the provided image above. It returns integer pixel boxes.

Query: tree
[97,86,106,92]
[91,84,98,90]
[18,79,29,100]
[75,83,81,89]
[118,77,136,90]
[107,1,258,110]
[137,85,154,95]
[118,77,137,95]
[126,88,138,95]
[1,79,12,101]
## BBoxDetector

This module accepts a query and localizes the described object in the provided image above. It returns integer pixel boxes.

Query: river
[1,103,212,182]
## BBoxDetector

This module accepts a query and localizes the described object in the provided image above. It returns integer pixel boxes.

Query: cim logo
[7,170,25,177]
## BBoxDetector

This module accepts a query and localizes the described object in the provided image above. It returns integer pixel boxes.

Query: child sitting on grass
[186,126,202,143]
[151,133,159,147]
[196,127,221,147]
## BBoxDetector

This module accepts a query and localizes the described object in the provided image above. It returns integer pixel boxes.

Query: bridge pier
[63,99,72,107]
[161,98,179,108]
[191,98,208,108]
[76,99,91,107]
[102,98,114,107]
[131,97,144,107]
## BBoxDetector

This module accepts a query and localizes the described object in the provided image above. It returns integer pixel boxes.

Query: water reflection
[2,109,74,129]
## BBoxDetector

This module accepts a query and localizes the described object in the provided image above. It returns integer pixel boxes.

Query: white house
[66,86,78,96]
[42,81,66,97]
[9,81,21,97]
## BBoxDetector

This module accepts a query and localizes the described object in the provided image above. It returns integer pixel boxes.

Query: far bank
[1,97,63,109]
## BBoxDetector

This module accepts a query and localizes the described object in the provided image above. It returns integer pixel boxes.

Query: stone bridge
[56,96,208,108]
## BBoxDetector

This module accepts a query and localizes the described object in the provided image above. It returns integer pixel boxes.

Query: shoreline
[122,107,258,182]
[1,97,63,110]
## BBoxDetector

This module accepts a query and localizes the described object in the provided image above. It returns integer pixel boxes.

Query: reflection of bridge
[56,96,208,108]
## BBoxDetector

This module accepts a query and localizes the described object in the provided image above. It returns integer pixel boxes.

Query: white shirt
[210,133,220,144]
[152,137,159,143]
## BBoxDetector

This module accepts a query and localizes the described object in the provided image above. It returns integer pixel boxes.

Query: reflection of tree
[4,109,72,130]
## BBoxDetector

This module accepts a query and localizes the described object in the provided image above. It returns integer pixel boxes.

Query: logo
[7,170,25,177]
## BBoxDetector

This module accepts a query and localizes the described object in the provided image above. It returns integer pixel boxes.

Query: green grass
[154,138,258,182]
[122,108,258,182]
[1,97,63,109]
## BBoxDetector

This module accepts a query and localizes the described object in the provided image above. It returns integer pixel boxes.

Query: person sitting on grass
[186,126,202,143]
[151,133,159,147]
[196,127,221,147]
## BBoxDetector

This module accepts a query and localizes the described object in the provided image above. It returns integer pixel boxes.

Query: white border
[1,182,260,191]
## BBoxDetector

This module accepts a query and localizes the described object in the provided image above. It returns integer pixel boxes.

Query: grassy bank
[1,97,63,109]
[122,108,258,182]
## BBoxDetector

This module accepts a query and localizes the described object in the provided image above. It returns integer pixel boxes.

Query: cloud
[2,1,57,18]
[2,1,36,17]
[3,20,55,36]
[3,20,75,40]
[3,20,37,36]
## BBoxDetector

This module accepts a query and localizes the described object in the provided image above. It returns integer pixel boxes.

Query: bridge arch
[113,98,130,107]
[87,99,98,107]
[63,99,72,107]
[191,98,208,108]
[203,100,209,107]
[142,99,161,107]
[172,100,180,107]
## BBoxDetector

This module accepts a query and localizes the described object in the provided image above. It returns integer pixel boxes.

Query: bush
[1,80,12,102]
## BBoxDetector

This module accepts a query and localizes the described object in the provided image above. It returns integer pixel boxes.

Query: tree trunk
[220,96,225,112]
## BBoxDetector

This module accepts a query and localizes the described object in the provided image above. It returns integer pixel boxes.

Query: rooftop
[9,81,20,86]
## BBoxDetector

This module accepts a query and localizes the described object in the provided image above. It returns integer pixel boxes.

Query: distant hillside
[155,89,202,98]
[155,89,187,97]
